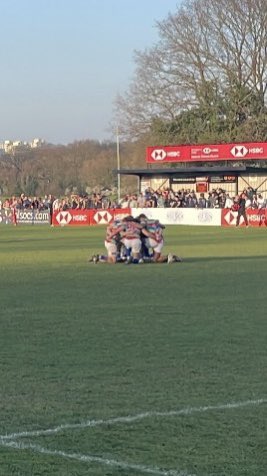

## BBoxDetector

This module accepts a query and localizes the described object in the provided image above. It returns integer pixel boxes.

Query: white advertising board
[131,208,221,226]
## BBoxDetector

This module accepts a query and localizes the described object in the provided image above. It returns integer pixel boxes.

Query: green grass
[0,225,266,476]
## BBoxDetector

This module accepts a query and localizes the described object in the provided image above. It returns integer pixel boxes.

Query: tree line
[0,139,146,197]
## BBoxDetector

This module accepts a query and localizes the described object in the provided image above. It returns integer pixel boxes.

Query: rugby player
[120,215,145,264]
[89,214,182,264]
[88,218,124,264]
[104,218,125,263]
[136,214,182,263]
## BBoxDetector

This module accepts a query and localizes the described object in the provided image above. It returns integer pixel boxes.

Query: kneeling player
[104,219,124,263]
[137,214,182,263]
[120,216,143,263]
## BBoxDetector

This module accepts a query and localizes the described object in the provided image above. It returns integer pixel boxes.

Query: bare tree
[114,0,267,139]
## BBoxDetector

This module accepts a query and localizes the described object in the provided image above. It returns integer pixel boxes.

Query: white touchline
[0,397,266,441]
[0,439,195,476]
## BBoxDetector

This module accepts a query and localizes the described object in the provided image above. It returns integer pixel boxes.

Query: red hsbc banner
[222,209,267,227]
[53,209,90,226]
[90,209,113,225]
[146,142,267,163]
[52,208,131,226]
[89,208,131,225]
[146,145,191,163]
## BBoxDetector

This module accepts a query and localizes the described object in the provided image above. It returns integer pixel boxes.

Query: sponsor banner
[16,209,50,225]
[52,208,132,226]
[171,177,196,183]
[196,182,208,193]
[53,209,90,226]
[8,206,267,227]
[90,208,131,225]
[146,142,267,163]
[131,208,221,226]
[209,175,236,183]
[0,208,14,224]
[222,209,267,227]
[146,145,190,163]
[90,209,114,225]
[112,208,131,221]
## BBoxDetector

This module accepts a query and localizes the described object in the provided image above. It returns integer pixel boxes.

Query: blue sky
[0,0,181,145]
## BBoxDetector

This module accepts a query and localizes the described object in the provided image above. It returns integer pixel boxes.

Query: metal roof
[116,166,267,178]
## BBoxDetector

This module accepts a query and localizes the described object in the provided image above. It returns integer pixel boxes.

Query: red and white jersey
[122,220,142,239]
[105,220,124,244]
[144,219,164,242]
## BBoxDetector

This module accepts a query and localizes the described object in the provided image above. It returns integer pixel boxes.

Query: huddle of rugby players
[89,214,182,264]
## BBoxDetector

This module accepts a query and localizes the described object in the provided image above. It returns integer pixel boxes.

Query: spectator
[245,195,252,209]
[257,194,265,209]
[207,191,217,208]
[137,193,146,208]
[120,195,130,208]
[184,192,197,208]
[236,193,249,227]
[224,194,233,209]
[2,188,267,213]
[31,196,40,209]
[128,195,138,208]
[251,194,258,209]
[197,193,207,208]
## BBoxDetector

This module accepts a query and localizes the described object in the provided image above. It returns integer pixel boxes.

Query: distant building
[30,138,45,148]
[0,138,46,154]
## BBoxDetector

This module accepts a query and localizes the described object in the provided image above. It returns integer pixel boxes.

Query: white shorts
[105,241,117,257]
[121,238,141,253]
[146,238,164,253]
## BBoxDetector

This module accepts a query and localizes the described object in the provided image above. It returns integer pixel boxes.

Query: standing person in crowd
[251,194,258,209]
[10,196,18,225]
[47,194,55,226]
[224,193,233,209]
[236,192,249,227]
[31,196,40,210]
[257,194,265,209]
[197,193,207,208]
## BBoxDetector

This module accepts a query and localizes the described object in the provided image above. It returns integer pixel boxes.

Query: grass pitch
[0,225,266,475]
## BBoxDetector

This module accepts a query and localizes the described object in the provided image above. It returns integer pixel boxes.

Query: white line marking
[1,398,266,441]
[0,439,194,476]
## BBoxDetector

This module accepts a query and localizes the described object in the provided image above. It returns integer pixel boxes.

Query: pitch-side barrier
[49,207,267,227]
[1,208,267,227]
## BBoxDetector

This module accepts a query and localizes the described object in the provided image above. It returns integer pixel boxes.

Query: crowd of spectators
[0,186,266,212]
[0,192,117,212]
[119,186,267,210]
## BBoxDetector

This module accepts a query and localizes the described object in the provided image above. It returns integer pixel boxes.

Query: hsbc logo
[151,149,167,161]
[94,211,112,224]
[224,210,244,225]
[230,145,248,158]
[202,147,218,155]
[56,211,72,225]
[224,210,237,225]
[249,147,263,154]
[72,214,87,222]
[113,213,129,220]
